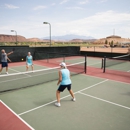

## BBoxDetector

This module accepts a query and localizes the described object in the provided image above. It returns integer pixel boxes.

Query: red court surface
[0,101,34,130]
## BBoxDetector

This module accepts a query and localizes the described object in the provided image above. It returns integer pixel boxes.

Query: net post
[101,58,103,69]
[85,55,87,73]
[47,53,49,63]
[103,56,106,73]
[33,48,36,60]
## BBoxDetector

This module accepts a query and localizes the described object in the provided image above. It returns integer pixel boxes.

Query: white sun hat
[59,62,66,67]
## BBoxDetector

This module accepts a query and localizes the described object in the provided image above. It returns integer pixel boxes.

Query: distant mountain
[0,34,49,43]
[27,38,49,42]
[43,34,95,41]
[0,34,27,42]
[0,34,95,43]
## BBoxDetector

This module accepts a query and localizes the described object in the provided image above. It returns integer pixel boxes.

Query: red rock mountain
[0,34,49,42]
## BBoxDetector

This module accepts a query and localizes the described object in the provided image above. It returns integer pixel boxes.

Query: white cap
[59,62,66,67]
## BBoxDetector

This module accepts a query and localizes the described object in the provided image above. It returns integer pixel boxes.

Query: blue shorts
[1,62,8,68]
[58,84,71,92]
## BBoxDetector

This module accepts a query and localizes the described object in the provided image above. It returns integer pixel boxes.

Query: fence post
[103,56,106,73]
[101,58,103,69]
[63,54,65,62]
[47,53,49,63]
[85,55,87,73]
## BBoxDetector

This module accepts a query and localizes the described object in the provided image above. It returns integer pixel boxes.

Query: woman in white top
[26,52,34,71]
[55,62,76,107]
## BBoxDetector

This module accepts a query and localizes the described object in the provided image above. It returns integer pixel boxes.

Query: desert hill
[0,34,27,42]
[0,34,130,45]
[0,34,50,43]
[0,34,96,43]
[27,38,49,42]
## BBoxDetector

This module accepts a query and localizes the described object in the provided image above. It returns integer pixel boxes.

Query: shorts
[26,63,33,66]
[1,62,8,68]
[58,84,71,92]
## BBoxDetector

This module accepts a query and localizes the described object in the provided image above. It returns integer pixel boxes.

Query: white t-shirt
[1,53,7,62]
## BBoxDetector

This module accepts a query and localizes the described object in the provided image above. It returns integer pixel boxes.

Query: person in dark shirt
[0,49,13,74]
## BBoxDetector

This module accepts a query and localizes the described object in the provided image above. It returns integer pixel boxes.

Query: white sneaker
[72,98,76,102]
[55,102,61,107]
[6,72,8,75]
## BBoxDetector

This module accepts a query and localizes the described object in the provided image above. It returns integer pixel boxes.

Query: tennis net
[102,54,130,72]
[34,52,81,63]
[0,62,85,93]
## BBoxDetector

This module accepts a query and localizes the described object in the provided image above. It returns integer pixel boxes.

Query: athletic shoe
[72,98,76,102]
[55,102,61,107]
[6,72,8,75]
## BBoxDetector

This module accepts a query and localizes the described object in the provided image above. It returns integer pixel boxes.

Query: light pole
[11,30,17,45]
[43,22,51,46]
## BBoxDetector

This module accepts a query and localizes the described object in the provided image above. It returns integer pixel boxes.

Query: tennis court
[0,56,130,130]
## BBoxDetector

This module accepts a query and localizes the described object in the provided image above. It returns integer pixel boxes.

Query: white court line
[18,79,108,116]
[84,72,130,85]
[33,63,49,68]
[78,79,109,92]
[10,63,51,70]
[0,70,57,84]
[9,68,22,73]
[18,96,68,116]
[0,100,35,130]
[10,63,47,68]
[0,62,84,77]
[78,92,130,110]
[9,68,31,77]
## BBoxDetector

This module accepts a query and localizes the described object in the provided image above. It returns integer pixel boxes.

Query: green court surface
[0,74,130,130]
[65,56,102,68]
[87,57,130,72]
[0,64,48,75]
[104,62,130,72]
[86,57,102,68]
[0,56,130,130]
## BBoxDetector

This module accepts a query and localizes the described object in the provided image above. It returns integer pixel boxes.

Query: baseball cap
[59,62,66,67]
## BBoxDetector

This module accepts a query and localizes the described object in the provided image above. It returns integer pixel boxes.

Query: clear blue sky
[0,0,130,39]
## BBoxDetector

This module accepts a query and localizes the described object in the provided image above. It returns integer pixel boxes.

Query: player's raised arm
[7,51,13,56]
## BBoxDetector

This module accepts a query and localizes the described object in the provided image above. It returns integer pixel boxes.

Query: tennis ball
[21,58,24,61]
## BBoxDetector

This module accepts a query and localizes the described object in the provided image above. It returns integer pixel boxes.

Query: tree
[105,39,108,45]
[110,40,113,47]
